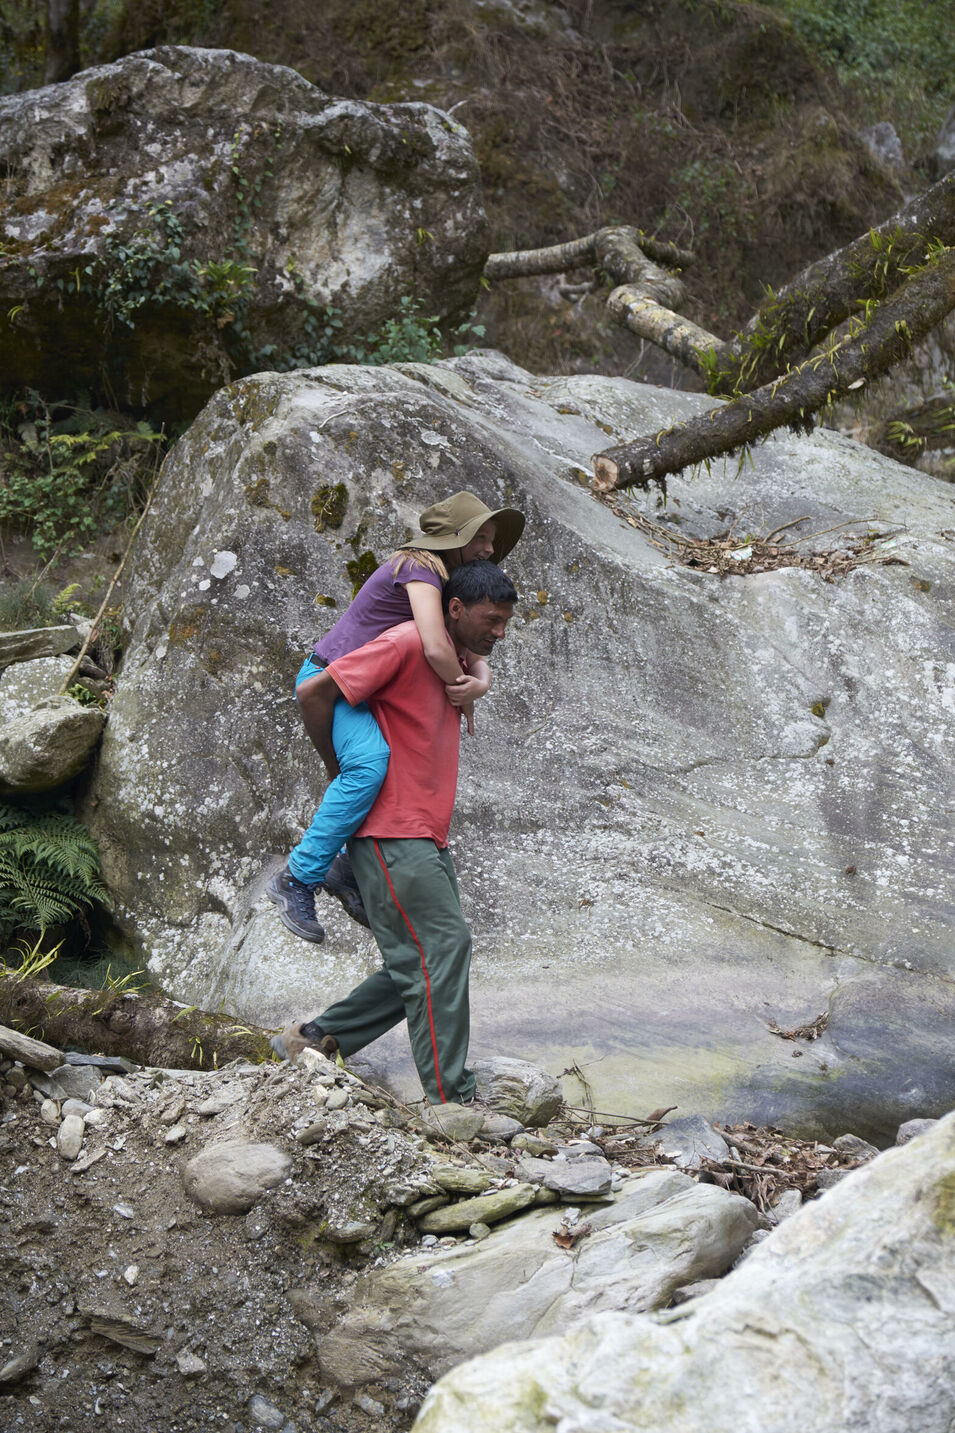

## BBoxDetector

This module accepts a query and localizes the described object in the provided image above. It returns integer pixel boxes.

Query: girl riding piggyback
[268,490,525,945]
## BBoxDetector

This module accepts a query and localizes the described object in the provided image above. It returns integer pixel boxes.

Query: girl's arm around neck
[407,581,464,685]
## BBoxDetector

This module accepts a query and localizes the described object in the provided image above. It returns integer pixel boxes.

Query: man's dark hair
[443,559,518,613]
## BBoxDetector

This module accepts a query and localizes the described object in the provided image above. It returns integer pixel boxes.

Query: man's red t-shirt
[326,621,462,847]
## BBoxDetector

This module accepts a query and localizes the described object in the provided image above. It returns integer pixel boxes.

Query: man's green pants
[316,836,476,1105]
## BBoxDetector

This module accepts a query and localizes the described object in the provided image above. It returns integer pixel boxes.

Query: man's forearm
[296,671,341,777]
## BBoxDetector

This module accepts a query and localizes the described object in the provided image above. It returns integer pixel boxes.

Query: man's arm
[295,670,341,778]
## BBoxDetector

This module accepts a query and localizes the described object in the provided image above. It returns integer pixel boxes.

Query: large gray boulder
[317,1170,759,1386]
[86,351,955,1140]
[0,46,487,417]
[414,1113,955,1433]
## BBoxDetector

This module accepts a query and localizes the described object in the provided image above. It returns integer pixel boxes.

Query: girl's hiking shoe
[320,852,370,929]
[267,867,325,943]
[271,1021,339,1062]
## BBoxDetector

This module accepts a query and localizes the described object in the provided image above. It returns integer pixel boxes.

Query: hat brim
[413,506,525,563]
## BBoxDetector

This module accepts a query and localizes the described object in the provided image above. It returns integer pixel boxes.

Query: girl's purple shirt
[311,559,442,666]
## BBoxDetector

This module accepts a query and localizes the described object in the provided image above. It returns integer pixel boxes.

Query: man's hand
[445,673,488,736]
[445,673,489,707]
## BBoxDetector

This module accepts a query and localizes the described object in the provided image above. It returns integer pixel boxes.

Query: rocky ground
[1,1020,934,1433]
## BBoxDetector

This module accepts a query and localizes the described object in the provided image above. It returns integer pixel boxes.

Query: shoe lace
[289,879,317,920]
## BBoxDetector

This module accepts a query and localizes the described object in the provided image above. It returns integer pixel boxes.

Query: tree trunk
[592,246,955,491]
[44,0,81,84]
[0,977,276,1070]
[717,172,955,393]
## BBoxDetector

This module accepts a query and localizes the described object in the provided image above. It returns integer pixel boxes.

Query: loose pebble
[57,1113,85,1161]
[176,1349,207,1375]
[354,1393,385,1417]
[247,1393,286,1429]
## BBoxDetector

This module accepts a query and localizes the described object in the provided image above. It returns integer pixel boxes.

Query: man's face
[447,597,514,656]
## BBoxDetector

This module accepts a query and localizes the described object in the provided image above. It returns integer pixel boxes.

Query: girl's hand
[445,673,489,708]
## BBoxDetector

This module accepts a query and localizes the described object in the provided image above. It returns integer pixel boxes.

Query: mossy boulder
[0,45,488,419]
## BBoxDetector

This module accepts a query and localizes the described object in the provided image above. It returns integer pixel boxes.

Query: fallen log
[0,976,275,1070]
[592,244,955,491]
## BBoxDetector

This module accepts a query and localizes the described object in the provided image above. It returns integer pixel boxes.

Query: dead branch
[485,226,693,280]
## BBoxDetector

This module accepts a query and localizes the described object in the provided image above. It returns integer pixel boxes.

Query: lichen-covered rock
[86,352,955,1141]
[330,1171,758,1384]
[0,46,487,417]
[472,1058,563,1127]
[0,656,80,724]
[414,1114,955,1433]
[0,626,79,670]
[0,694,105,794]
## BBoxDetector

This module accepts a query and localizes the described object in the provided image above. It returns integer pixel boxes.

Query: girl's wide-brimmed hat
[414,490,525,564]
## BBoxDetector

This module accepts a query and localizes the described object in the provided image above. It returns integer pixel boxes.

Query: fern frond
[0,799,111,936]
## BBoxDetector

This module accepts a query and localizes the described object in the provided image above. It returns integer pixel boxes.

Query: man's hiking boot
[271,1021,339,1062]
[320,851,370,929]
[267,867,325,943]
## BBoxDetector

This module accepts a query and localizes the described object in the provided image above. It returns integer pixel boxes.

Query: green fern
[0,800,110,941]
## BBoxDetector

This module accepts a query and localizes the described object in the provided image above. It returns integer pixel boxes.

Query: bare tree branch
[605,285,724,376]
[485,227,693,280]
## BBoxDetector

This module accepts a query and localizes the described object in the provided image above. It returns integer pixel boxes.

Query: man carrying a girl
[269,491,523,1105]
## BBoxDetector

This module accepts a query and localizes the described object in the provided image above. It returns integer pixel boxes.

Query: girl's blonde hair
[388,548,449,582]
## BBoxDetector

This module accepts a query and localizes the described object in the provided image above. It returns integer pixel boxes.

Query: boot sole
[320,880,371,930]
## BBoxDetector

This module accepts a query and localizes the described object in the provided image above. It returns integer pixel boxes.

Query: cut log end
[591,455,620,492]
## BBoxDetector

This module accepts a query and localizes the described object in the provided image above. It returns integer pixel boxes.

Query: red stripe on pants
[373,838,447,1103]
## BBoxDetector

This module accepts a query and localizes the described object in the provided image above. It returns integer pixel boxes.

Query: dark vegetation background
[3,0,954,379]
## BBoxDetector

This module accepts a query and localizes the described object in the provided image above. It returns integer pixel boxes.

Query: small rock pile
[0,1020,942,1433]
